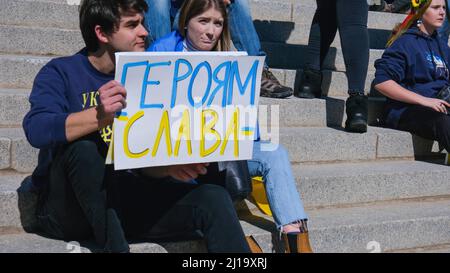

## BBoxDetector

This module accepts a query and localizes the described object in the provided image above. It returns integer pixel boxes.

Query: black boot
[295,69,322,99]
[345,93,368,133]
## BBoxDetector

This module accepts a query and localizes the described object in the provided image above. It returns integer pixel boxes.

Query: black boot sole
[294,91,316,99]
[345,118,367,133]
[260,89,293,99]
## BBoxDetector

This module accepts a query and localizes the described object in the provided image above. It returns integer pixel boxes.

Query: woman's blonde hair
[386,0,432,47]
[178,0,231,51]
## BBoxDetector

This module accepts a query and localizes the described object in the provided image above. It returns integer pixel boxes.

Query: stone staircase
[0,0,449,253]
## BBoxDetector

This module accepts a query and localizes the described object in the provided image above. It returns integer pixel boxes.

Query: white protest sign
[111,52,265,170]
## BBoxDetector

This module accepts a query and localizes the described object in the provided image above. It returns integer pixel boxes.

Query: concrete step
[0,1,404,57]
[0,54,52,89]
[1,124,443,174]
[308,197,450,252]
[0,23,386,68]
[239,160,450,211]
[0,89,30,126]
[0,0,79,30]
[276,126,415,163]
[1,90,329,129]
[0,128,39,173]
[294,160,450,208]
[252,1,404,48]
[0,24,83,56]
[1,197,450,253]
[3,158,449,230]
[389,243,450,253]
[262,42,383,72]
[270,68,377,98]
[0,171,35,229]
[0,53,379,95]
[0,0,403,33]
[0,125,414,175]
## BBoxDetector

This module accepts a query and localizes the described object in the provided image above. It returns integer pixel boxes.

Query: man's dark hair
[79,0,148,52]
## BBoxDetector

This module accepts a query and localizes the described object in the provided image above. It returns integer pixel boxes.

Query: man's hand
[96,80,127,127]
[166,163,209,182]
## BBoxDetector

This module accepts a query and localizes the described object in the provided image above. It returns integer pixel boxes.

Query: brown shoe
[282,232,313,253]
[245,235,263,253]
[260,69,293,98]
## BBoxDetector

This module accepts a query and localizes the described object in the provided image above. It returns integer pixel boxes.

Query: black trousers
[396,105,450,152]
[306,0,369,94]
[36,140,250,253]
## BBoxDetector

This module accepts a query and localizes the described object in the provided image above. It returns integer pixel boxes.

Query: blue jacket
[148,30,184,52]
[374,27,450,128]
[23,48,113,187]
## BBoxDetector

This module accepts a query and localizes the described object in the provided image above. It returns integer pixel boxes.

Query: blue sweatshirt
[23,48,114,187]
[374,27,450,128]
[147,31,261,141]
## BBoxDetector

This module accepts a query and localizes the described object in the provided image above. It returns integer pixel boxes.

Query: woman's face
[422,0,446,29]
[186,7,224,51]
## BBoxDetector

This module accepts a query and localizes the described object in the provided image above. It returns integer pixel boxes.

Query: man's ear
[94,25,109,44]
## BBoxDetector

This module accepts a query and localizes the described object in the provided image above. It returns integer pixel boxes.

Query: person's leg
[397,106,450,152]
[227,0,292,98]
[248,142,307,228]
[248,141,312,252]
[144,0,172,45]
[114,174,251,253]
[336,0,369,95]
[37,140,129,252]
[336,0,369,133]
[295,0,337,98]
[228,0,265,57]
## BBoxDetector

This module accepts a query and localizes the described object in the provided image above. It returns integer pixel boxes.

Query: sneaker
[260,69,293,98]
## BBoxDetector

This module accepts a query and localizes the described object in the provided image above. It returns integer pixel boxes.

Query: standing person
[374,0,450,152]
[295,0,370,133]
[23,0,252,253]
[149,0,313,253]
[144,0,294,98]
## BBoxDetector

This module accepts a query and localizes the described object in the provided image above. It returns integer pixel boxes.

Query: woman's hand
[166,163,209,182]
[419,97,450,114]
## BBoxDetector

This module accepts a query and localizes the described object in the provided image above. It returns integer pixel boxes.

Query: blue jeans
[145,0,266,59]
[438,0,450,42]
[248,141,308,229]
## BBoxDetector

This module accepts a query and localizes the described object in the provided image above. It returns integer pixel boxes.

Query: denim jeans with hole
[247,141,308,230]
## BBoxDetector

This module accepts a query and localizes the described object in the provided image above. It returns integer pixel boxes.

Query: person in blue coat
[148,0,313,253]
[374,0,450,152]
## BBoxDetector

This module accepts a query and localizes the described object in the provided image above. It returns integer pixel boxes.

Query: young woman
[374,0,450,152]
[148,0,313,253]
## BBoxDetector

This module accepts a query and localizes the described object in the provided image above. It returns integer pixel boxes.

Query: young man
[23,0,250,253]
[144,0,294,98]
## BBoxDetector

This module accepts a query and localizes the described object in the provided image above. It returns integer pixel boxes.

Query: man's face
[107,11,148,52]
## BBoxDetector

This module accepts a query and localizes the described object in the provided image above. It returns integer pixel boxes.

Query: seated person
[144,0,294,98]
[23,0,252,253]
[148,0,313,253]
[374,0,450,153]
